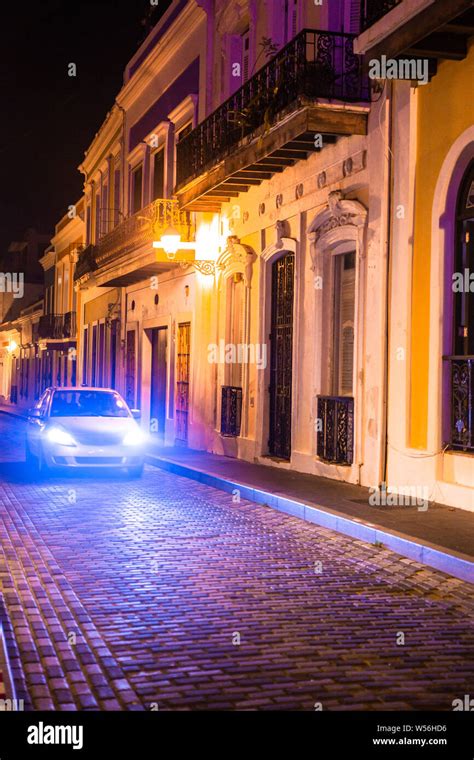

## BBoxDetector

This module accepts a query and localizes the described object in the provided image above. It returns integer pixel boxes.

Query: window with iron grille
[221,386,242,437]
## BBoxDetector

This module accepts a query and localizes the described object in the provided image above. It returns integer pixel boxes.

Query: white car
[26,387,146,477]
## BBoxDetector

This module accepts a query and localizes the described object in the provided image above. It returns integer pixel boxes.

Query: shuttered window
[228,273,245,388]
[132,164,143,214]
[333,252,356,396]
[95,191,101,242]
[345,0,360,33]
[284,0,298,43]
[242,30,250,83]
[113,166,121,227]
[152,149,165,200]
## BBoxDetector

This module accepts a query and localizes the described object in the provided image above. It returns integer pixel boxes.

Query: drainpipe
[381,80,395,486]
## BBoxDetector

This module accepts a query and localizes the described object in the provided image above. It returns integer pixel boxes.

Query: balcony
[360,0,401,31]
[75,199,195,287]
[447,356,474,452]
[74,244,97,281]
[176,29,369,211]
[38,312,76,341]
[356,0,474,65]
[317,395,354,465]
[221,386,243,437]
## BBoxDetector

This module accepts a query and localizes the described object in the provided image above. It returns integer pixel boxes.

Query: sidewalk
[146,443,474,583]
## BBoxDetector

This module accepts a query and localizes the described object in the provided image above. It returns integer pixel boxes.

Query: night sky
[0,0,173,253]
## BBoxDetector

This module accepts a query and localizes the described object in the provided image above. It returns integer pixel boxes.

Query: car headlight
[122,429,146,446]
[46,427,77,447]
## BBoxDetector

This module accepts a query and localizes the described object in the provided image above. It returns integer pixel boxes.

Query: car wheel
[127,464,144,478]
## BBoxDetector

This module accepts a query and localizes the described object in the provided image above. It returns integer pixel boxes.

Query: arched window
[447,160,474,451]
[453,160,474,357]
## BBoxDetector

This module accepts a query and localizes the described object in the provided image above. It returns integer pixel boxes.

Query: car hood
[47,416,140,445]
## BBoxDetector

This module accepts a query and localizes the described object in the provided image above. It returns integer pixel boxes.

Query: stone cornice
[51,215,85,251]
[39,249,57,271]
[79,106,123,179]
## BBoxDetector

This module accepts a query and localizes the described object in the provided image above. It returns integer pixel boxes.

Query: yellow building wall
[410,42,474,448]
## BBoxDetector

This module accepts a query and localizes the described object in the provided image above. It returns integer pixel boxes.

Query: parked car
[26,387,146,477]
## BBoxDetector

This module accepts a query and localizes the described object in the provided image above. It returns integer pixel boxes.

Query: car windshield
[50,391,130,418]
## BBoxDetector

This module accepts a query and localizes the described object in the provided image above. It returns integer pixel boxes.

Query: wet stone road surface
[0,414,472,710]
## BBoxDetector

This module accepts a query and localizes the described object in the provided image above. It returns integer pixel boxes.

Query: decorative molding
[217,235,257,287]
[261,222,297,263]
[276,219,291,249]
[307,190,367,272]
[343,157,353,177]
[215,0,248,34]
[193,260,216,276]
[317,171,327,189]
[316,150,366,193]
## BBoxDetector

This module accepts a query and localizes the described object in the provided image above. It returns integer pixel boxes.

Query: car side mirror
[130,409,141,420]
[28,408,42,419]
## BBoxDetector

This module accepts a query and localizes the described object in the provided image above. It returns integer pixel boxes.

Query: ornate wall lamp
[153,226,216,275]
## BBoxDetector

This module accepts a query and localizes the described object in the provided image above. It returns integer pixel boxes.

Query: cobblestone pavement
[0,415,472,711]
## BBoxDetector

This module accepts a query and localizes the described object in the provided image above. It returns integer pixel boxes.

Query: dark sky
[0,0,173,252]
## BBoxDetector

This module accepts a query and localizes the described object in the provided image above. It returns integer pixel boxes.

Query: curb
[147,453,474,584]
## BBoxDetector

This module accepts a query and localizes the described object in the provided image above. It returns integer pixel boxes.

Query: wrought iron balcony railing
[360,0,402,31]
[38,312,77,340]
[221,386,243,437]
[446,356,474,452]
[317,395,354,465]
[176,29,369,189]
[75,200,194,280]
[74,244,97,281]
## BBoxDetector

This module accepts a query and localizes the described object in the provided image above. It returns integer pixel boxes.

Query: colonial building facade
[71,0,474,510]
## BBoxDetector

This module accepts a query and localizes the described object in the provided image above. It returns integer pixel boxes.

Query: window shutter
[346,0,360,33]
[229,275,245,388]
[340,263,355,395]
[95,192,101,241]
[152,149,164,200]
[242,30,250,83]
[113,167,120,227]
[291,0,298,38]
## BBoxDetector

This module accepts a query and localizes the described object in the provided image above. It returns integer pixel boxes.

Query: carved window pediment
[217,236,257,287]
[308,191,367,245]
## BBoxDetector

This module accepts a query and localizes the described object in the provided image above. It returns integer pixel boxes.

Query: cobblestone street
[0,415,472,711]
